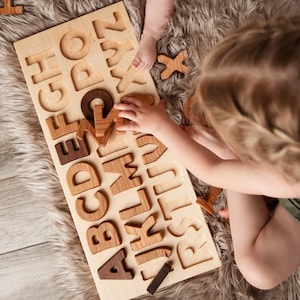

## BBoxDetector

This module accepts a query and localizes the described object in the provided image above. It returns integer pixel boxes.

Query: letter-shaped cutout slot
[177,233,213,269]
[135,246,172,265]
[158,196,193,220]
[168,216,202,237]
[26,48,61,84]
[119,188,152,220]
[101,39,134,67]
[71,61,104,91]
[124,214,163,251]
[147,164,183,195]
[38,79,69,112]
[111,67,147,93]
[60,29,91,60]
[92,11,126,39]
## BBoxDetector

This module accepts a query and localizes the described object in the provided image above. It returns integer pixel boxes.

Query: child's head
[186,16,300,181]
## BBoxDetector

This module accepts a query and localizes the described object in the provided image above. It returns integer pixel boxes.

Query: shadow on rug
[0,0,299,299]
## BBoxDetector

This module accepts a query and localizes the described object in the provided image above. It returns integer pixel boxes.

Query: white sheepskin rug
[1,0,299,299]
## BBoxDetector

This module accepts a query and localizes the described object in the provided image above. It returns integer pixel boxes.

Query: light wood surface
[0,125,65,299]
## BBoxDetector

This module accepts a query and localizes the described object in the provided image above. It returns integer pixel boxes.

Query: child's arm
[179,125,237,160]
[115,97,300,198]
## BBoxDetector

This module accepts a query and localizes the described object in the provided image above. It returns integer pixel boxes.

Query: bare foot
[218,207,230,219]
[131,35,157,70]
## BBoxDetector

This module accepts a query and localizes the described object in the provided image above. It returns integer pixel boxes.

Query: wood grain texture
[13,3,221,299]
[157,50,189,80]
[0,126,63,299]
[0,0,23,15]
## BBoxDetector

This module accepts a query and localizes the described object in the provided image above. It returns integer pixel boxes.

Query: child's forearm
[151,118,300,198]
[152,118,223,184]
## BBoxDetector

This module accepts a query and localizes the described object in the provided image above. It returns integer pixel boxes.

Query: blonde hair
[186,16,300,181]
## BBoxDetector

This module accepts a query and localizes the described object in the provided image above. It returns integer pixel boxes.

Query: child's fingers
[118,110,137,122]
[114,102,134,111]
[116,120,139,132]
[121,96,144,107]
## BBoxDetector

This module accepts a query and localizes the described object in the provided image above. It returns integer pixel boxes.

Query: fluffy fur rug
[1,0,300,299]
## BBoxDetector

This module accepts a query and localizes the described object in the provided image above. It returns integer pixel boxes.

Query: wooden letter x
[0,0,23,15]
[197,186,222,215]
[157,50,189,80]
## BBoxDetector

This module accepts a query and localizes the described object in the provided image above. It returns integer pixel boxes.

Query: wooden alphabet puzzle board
[14,2,221,299]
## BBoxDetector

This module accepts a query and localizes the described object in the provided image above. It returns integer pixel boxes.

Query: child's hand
[114,96,169,134]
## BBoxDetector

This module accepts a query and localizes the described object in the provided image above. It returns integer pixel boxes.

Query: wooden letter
[136,134,167,164]
[98,248,133,280]
[66,162,101,196]
[81,88,113,121]
[157,50,189,80]
[87,221,121,254]
[124,214,163,251]
[76,118,106,146]
[147,262,172,295]
[197,186,222,215]
[102,153,141,195]
[76,190,109,222]
[55,138,90,165]
[94,105,124,139]
[46,114,79,140]
[0,0,23,15]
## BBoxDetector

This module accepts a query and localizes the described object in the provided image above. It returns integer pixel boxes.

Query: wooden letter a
[98,248,134,280]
